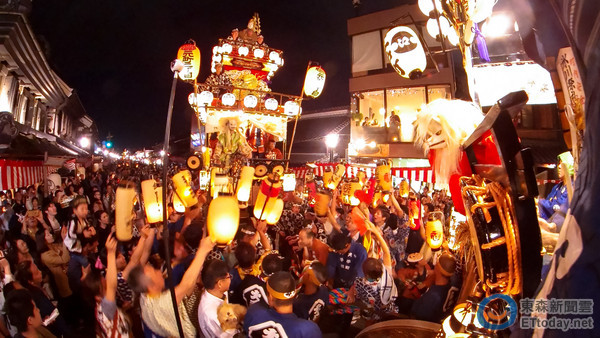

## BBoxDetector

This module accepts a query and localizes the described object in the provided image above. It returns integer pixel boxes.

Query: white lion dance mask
[414,99,484,185]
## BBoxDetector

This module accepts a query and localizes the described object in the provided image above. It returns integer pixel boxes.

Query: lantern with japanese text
[207,196,240,246]
[426,211,445,249]
[384,26,427,79]
[327,164,346,190]
[376,161,392,192]
[172,170,198,207]
[303,66,326,98]
[342,181,362,206]
[115,183,136,241]
[426,219,444,249]
[177,41,201,81]
[141,179,163,224]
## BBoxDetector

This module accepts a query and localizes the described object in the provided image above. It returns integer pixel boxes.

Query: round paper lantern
[284,100,300,115]
[207,196,240,246]
[243,95,258,108]
[188,93,200,107]
[141,179,163,224]
[177,42,201,81]
[238,46,249,56]
[199,91,214,105]
[426,17,451,38]
[222,93,236,106]
[222,43,233,54]
[303,66,326,98]
[264,98,278,111]
[426,219,444,249]
[418,0,442,15]
[266,198,284,225]
[468,0,496,23]
[384,26,427,79]
[253,48,265,58]
[115,185,136,241]
[269,51,280,62]
[236,166,255,203]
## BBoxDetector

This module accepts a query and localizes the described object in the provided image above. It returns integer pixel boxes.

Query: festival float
[180,13,326,234]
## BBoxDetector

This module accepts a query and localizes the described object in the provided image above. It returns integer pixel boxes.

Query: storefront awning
[291,163,435,183]
[0,159,44,190]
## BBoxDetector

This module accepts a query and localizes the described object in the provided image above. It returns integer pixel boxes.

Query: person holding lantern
[348,219,399,323]
[127,233,215,338]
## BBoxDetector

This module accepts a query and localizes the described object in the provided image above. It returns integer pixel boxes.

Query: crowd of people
[0,161,471,338]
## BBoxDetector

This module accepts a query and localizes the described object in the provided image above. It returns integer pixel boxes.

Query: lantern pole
[161,59,186,338]
[285,61,313,170]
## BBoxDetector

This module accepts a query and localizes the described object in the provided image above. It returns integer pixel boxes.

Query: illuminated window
[358,90,384,126]
[386,87,426,142]
[427,85,450,102]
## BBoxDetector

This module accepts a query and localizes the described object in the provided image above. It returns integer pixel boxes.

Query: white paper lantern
[243,95,258,108]
[253,48,265,58]
[284,100,300,116]
[199,91,214,105]
[418,0,442,16]
[303,66,326,98]
[384,26,427,79]
[269,51,280,62]
[264,98,278,111]
[222,93,236,106]
[426,17,451,38]
[238,46,249,56]
[188,93,200,106]
[222,43,233,54]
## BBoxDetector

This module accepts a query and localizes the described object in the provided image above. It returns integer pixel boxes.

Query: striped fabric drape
[0,160,44,191]
[290,163,435,183]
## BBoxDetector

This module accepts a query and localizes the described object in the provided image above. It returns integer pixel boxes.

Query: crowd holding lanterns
[0,1,597,337]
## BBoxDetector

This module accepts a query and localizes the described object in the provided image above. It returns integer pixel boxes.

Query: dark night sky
[29,0,409,150]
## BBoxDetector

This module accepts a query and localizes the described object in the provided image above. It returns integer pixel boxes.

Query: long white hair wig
[414,99,484,184]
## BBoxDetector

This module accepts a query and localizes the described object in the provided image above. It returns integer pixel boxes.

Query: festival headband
[301,266,323,286]
[240,227,256,236]
[266,282,296,300]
